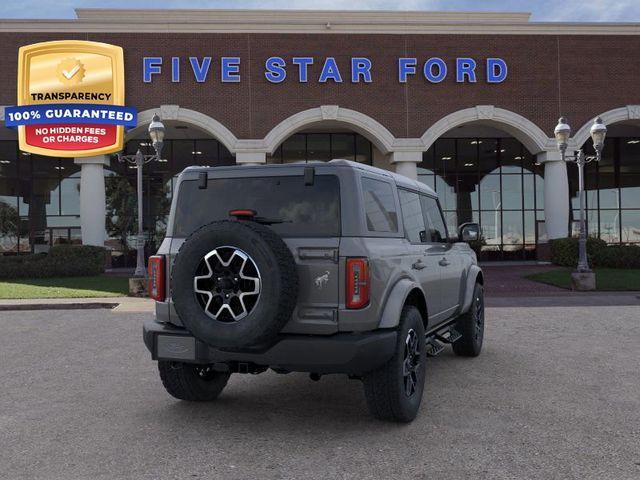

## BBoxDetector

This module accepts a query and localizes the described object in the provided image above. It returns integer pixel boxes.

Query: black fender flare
[378,278,425,329]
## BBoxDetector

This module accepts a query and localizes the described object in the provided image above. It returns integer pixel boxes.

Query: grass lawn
[0,276,130,299]
[526,268,640,291]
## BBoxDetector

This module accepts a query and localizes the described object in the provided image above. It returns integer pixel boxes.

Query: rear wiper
[228,209,291,225]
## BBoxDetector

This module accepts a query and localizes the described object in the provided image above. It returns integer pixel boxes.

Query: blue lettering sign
[221,57,241,83]
[487,58,508,83]
[189,57,211,83]
[292,57,313,82]
[171,57,180,83]
[398,58,417,83]
[456,58,477,83]
[351,57,372,83]
[424,58,447,83]
[143,57,162,83]
[319,57,342,83]
[265,56,287,83]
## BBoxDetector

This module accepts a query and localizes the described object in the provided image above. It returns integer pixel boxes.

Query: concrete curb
[0,302,120,311]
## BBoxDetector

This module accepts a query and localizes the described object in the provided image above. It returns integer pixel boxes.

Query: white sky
[1,0,639,22]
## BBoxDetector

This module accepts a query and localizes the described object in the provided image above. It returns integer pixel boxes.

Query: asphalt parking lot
[1,304,639,480]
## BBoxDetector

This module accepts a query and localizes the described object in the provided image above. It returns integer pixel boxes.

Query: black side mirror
[459,222,481,243]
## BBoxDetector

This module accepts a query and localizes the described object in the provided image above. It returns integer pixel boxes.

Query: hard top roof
[183,159,437,197]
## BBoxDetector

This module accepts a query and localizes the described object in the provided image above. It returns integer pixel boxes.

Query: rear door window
[361,177,398,233]
[173,175,340,237]
[399,189,427,243]
[420,195,448,243]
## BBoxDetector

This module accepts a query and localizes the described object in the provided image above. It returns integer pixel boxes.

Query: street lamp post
[117,114,166,277]
[553,116,607,286]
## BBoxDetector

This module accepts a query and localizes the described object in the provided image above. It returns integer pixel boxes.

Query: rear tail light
[148,255,166,302]
[346,257,370,309]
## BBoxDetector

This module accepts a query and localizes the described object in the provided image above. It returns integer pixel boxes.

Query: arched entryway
[569,108,640,245]
[106,113,235,267]
[419,108,552,261]
[261,106,396,171]
[0,125,84,255]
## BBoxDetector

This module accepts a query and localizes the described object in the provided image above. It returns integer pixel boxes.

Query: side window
[420,195,448,243]
[361,177,398,233]
[399,189,427,243]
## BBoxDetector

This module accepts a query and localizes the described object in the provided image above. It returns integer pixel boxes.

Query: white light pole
[553,116,607,285]
[117,113,166,277]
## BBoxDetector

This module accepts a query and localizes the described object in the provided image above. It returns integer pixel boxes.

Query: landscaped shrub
[0,245,107,279]
[550,237,640,268]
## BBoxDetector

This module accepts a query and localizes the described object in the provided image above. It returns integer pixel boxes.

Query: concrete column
[391,151,422,180]
[538,151,569,240]
[236,151,266,165]
[74,155,109,246]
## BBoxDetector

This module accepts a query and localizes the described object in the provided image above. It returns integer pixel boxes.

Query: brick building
[0,9,639,262]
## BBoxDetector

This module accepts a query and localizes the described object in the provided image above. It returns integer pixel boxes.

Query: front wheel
[158,361,231,401]
[362,305,427,423]
[452,282,485,357]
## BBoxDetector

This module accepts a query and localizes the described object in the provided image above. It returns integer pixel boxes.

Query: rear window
[173,175,341,237]
[361,177,398,233]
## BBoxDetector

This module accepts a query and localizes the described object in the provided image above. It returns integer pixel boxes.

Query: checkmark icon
[62,64,80,79]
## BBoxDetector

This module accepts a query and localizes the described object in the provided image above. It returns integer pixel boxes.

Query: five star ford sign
[5,40,137,157]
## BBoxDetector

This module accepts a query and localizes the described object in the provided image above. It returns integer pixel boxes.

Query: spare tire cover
[171,220,298,348]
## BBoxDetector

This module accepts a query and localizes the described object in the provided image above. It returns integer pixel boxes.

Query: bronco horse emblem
[314,271,330,289]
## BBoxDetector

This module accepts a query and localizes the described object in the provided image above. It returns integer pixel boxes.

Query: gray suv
[143,160,484,422]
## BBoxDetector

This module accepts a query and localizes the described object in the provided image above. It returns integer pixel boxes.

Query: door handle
[412,259,426,270]
[439,257,450,267]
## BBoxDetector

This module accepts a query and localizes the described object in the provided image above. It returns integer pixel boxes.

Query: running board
[426,326,461,357]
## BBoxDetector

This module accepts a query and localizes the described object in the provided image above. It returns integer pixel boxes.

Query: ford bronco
[143,160,484,422]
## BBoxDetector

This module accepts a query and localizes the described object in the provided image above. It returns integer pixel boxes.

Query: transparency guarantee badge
[5,40,136,157]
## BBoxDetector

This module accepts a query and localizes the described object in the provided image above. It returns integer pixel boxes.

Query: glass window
[620,174,640,209]
[500,138,523,174]
[31,155,59,178]
[0,141,18,177]
[282,134,306,163]
[479,175,501,211]
[502,175,523,210]
[420,147,435,172]
[60,177,80,215]
[619,138,640,174]
[171,140,195,176]
[456,175,479,210]
[355,134,372,164]
[621,210,640,243]
[362,177,398,233]
[307,134,331,162]
[502,211,524,247]
[599,210,620,243]
[417,170,435,190]
[194,139,219,165]
[420,195,447,243]
[436,174,456,211]
[434,139,455,175]
[399,189,426,243]
[331,134,355,161]
[481,210,501,247]
[175,175,341,238]
[456,138,478,173]
[478,139,499,175]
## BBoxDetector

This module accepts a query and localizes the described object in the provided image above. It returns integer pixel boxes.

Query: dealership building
[0,9,639,263]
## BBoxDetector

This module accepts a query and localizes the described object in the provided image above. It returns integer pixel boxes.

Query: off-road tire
[452,282,484,357]
[171,220,298,349]
[362,305,427,423]
[158,361,231,401]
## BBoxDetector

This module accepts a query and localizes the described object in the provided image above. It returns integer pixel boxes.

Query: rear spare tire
[171,220,298,348]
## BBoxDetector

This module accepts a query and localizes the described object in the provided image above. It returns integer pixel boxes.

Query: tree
[0,201,20,253]
[105,176,137,252]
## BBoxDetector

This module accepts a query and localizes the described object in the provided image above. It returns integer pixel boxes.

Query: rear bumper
[143,320,397,375]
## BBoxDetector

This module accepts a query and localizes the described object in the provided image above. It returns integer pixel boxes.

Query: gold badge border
[17,40,125,158]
